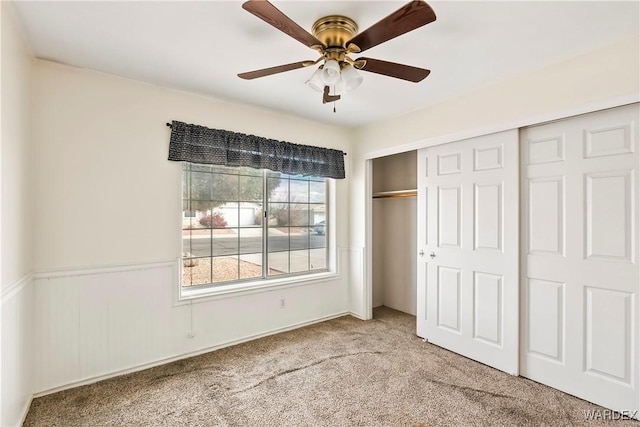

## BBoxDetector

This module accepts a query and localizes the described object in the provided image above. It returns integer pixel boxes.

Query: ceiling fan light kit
[339,64,363,92]
[238,0,436,109]
[321,59,342,85]
[306,67,326,93]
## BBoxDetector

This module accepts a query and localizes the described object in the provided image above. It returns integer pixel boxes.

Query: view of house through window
[182,163,328,287]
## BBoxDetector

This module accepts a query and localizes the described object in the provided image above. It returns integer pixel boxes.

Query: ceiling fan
[238,0,436,106]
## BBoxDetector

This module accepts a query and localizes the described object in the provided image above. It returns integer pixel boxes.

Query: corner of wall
[1,275,35,426]
[1,1,36,425]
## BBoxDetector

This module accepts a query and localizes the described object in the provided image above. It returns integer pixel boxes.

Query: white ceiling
[11,1,640,128]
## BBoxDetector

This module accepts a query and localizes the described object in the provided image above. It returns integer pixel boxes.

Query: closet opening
[372,150,417,319]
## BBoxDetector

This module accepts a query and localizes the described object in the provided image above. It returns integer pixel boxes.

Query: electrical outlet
[280,298,286,309]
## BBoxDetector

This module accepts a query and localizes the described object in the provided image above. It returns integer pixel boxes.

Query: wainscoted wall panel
[34,274,81,391]
[1,275,34,427]
[33,254,349,395]
[77,264,189,381]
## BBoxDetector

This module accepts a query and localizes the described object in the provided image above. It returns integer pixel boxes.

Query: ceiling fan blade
[242,0,324,49]
[347,1,436,53]
[356,57,430,82]
[238,61,314,80]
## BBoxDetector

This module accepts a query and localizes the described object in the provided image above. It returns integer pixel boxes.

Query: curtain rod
[166,122,346,156]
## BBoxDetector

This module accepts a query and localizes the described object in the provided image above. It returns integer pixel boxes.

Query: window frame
[178,163,336,301]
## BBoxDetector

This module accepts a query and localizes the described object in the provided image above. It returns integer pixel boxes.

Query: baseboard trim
[17,395,34,426]
[1,272,32,303]
[348,311,368,321]
[33,310,352,398]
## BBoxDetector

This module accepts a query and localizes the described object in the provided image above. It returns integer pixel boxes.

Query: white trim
[177,170,339,305]
[348,311,368,321]
[177,271,340,305]
[1,273,34,426]
[345,246,368,319]
[176,247,347,305]
[33,311,351,398]
[1,272,32,302]
[364,159,373,321]
[363,94,640,160]
[361,246,370,320]
[32,259,177,279]
[30,256,344,307]
[16,395,33,427]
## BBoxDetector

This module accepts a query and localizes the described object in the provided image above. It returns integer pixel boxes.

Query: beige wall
[29,60,354,396]
[348,34,640,318]
[1,3,35,426]
[1,2,33,289]
[355,34,639,155]
[31,60,352,270]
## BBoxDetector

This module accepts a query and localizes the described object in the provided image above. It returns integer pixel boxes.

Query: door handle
[430,252,436,259]
[419,250,425,257]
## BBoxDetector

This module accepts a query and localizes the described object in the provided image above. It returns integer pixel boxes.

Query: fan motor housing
[312,16,358,48]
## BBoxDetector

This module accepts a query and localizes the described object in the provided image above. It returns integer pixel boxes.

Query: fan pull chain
[333,86,336,113]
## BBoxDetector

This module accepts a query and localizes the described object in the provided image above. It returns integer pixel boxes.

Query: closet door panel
[417,129,519,375]
[520,103,639,414]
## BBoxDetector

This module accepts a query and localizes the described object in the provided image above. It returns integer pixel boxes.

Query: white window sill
[175,270,339,305]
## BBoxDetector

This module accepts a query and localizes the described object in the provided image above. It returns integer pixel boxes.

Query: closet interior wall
[372,150,417,315]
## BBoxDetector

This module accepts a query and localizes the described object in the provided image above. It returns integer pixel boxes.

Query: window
[181,163,328,288]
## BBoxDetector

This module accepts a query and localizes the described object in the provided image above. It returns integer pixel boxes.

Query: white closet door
[417,130,519,374]
[521,103,639,413]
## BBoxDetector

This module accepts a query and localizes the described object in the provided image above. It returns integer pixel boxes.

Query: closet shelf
[372,189,418,199]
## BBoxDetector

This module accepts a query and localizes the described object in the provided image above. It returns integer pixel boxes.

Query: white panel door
[417,130,519,374]
[521,103,639,413]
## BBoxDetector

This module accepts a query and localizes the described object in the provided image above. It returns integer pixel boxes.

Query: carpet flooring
[24,307,637,426]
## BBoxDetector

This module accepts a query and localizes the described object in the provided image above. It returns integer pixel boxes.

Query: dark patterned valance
[168,121,346,179]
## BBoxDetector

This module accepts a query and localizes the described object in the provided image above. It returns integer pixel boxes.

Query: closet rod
[373,190,417,199]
